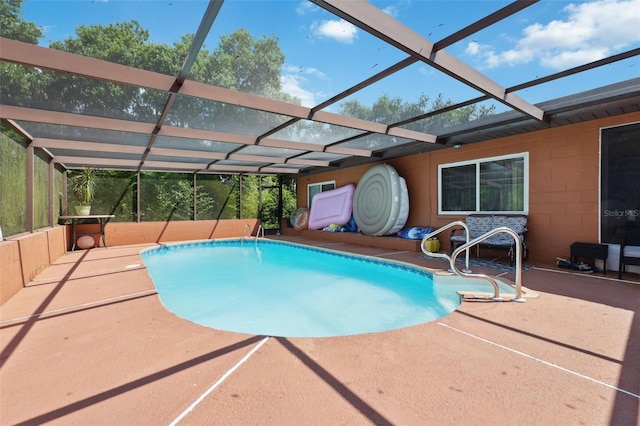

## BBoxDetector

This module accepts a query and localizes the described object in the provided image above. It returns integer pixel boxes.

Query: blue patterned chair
[450,214,528,265]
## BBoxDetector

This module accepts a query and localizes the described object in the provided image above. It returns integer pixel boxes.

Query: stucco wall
[62,219,261,250]
[0,226,66,305]
[103,219,260,247]
[1,219,260,305]
[296,112,640,264]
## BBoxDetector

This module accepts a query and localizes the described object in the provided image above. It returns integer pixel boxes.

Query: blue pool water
[141,240,462,338]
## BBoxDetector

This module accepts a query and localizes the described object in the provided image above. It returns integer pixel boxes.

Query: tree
[241,175,261,219]
[0,0,45,107]
[138,172,194,221]
[204,28,284,96]
[185,28,297,133]
[256,176,297,229]
[34,19,298,222]
[0,0,42,43]
[2,4,387,226]
[196,174,238,220]
[45,21,172,122]
[338,93,496,135]
[92,170,137,221]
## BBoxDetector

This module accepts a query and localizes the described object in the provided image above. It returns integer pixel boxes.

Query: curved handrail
[255,224,264,248]
[451,226,525,302]
[254,224,264,261]
[420,221,471,272]
[256,224,264,238]
[241,223,251,240]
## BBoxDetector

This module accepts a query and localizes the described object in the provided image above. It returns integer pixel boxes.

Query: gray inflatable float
[353,164,409,236]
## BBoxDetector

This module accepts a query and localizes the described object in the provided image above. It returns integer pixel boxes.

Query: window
[439,153,528,214]
[307,181,335,207]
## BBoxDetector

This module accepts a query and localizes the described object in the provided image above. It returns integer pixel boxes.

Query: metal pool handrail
[241,224,251,240]
[451,227,525,302]
[421,222,525,302]
[255,224,264,249]
[420,221,471,273]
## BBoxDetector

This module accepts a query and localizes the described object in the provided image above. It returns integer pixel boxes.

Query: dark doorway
[600,122,640,244]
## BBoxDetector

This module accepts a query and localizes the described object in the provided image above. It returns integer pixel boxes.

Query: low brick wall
[0,240,23,305]
[62,219,261,250]
[1,219,260,305]
[106,219,260,246]
[0,226,67,305]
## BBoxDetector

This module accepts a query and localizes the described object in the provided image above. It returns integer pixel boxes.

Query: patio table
[59,215,115,250]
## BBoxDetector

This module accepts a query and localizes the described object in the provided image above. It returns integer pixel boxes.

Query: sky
[19,0,640,111]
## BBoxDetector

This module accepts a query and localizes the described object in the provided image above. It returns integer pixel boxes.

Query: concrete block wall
[1,219,260,305]
[0,226,66,305]
[102,219,260,247]
[60,219,261,251]
[297,112,640,264]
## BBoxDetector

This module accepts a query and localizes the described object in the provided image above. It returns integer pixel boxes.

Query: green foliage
[3,2,494,231]
[0,121,27,236]
[0,1,46,109]
[16,14,299,225]
[54,165,63,216]
[280,177,298,218]
[70,167,97,205]
[339,93,496,133]
[196,175,238,220]
[0,0,43,43]
[38,23,295,128]
[234,175,297,229]
[257,176,297,229]
[140,173,193,221]
[60,169,297,226]
[34,149,49,229]
[51,21,151,65]
[206,28,284,96]
[44,21,164,121]
[240,175,260,219]
[92,170,137,221]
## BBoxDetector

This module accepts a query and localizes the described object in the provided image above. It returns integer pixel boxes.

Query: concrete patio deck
[1,236,638,425]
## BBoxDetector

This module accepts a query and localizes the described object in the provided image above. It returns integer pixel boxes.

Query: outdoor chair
[618,227,640,279]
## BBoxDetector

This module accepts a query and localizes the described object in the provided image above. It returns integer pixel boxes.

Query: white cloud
[281,65,328,107]
[465,41,481,56]
[540,47,610,69]
[281,74,317,107]
[296,1,317,15]
[283,65,300,74]
[280,64,327,108]
[283,65,326,79]
[304,67,326,79]
[311,19,358,43]
[465,0,640,70]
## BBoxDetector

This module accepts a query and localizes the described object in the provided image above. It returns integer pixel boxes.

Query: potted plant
[71,167,96,216]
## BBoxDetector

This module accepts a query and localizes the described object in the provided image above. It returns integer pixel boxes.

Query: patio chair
[618,227,640,279]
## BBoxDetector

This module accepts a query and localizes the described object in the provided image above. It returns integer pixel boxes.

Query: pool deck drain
[1,237,638,425]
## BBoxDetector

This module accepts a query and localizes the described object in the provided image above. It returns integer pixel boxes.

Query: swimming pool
[141,239,462,338]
